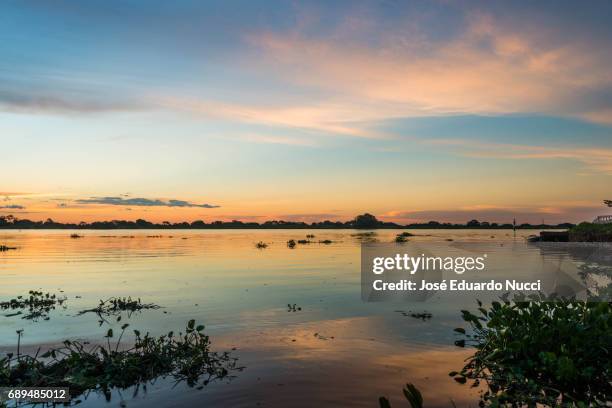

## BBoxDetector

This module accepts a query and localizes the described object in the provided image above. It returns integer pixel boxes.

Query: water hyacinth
[452,297,611,406]
[0,320,241,402]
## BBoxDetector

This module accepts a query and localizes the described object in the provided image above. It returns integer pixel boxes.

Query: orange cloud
[245,12,612,123]
[156,97,389,139]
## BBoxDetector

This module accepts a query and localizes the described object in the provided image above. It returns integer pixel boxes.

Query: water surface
[0,229,571,407]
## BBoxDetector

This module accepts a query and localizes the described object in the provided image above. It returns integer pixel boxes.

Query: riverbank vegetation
[568,222,612,242]
[0,214,574,230]
[452,298,610,406]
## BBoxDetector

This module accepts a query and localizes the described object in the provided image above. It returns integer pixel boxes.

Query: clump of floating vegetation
[351,231,378,243]
[287,303,302,312]
[351,231,376,237]
[0,245,17,252]
[0,320,240,402]
[306,234,315,238]
[287,238,333,247]
[255,241,268,249]
[452,297,611,406]
[394,231,413,243]
[410,312,432,321]
[78,297,160,324]
[0,290,67,320]
[70,233,82,239]
[395,310,432,321]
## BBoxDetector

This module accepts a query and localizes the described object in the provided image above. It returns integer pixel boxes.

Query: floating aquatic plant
[0,291,67,321]
[351,231,378,243]
[394,310,432,321]
[287,239,296,249]
[255,241,268,249]
[0,320,240,402]
[0,245,17,252]
[78,297,160,324]
[287,304,301,312]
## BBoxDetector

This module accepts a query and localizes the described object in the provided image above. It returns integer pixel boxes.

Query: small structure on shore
[593,200,612,224]
[593,215,612,224]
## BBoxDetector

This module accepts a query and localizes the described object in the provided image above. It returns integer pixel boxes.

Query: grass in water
[0,320,240,403]
[0,290,67,320]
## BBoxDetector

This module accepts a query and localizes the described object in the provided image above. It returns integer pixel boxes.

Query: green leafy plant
[568,222,612,242]
[78,296,160,324]
[379,383,423,408]
[0,320,240,402]
[452,298,611,407]
[394,234,409,243]
[0,290,67,320]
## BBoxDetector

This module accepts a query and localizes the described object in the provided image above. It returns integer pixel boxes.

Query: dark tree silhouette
[605,200,612,207]
[352,213,382,229]
[0,213,574,230]
[467,219,481,227]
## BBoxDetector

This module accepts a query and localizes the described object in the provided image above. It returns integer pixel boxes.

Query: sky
[1,0,611,224]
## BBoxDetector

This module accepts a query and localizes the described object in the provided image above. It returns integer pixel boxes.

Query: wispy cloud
[75,197,220,208]
[427,139,612,174]
[246,12,612,124]
[239,133,320,147]
[0,89,142,115]
[0,204,26,209]
[156,97,388,139]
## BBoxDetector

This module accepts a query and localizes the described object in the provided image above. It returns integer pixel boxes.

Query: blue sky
[1,1,611,223]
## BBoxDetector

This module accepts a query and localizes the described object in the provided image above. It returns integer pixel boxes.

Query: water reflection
[0,229,606,407]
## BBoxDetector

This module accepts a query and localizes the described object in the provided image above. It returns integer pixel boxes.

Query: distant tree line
[0,213,575,230]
